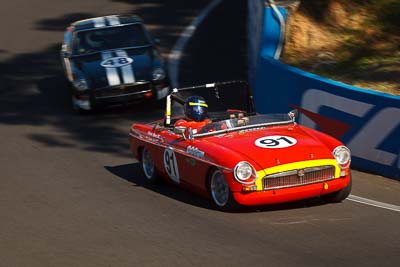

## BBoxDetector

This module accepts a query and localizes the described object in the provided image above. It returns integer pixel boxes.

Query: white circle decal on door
[163,147,180,183]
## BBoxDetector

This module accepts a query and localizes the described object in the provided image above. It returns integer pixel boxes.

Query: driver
[174,96,212,134]
[85,31,104,49]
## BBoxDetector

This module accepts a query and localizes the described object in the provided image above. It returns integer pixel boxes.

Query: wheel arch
[137,145,144,162]
[205,166,218,195]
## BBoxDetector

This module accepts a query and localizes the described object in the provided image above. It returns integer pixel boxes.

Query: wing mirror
[288,109,298,122]
[174,126,186,135]
[173,126,193,140]
[61,50,69,58]
[61,44,71,58]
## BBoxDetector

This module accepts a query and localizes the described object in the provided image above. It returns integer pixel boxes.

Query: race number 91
[255,135,297,148]
[163,148,180,183]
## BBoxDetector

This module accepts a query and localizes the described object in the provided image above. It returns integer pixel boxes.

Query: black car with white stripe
[61,15,169,112]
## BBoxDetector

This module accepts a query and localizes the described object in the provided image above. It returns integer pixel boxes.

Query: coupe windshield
[72,24,150,55]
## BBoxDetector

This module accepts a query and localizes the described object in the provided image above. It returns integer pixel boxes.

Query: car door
[166,137,210,194]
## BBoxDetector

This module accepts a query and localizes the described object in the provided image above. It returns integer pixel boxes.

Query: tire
[72,95,91,115]
[321,174,352,203]
[141,147,160,184]
[208,168,239,211]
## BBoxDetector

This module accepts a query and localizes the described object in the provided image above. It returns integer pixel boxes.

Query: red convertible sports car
[129,81,352,211]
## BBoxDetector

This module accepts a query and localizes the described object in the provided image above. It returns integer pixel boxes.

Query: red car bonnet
[200,124,334,169]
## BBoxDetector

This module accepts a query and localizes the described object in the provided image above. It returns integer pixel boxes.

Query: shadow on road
[0,0,247,157]
[0,43,164,157]
[105,163,214,210]
[112,0,213,51]
[1,0,210,156]
[35,12,96,31]
[0,1,229,157]
[106,162,329,212]
[179,0,248,87]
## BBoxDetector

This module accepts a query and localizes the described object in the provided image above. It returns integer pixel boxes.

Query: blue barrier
[247,0,265,89]
[248,2,286,88]
[260,7,286,58]
[250,4,400,178]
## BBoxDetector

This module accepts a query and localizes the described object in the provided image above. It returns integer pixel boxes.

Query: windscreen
[196,113,293,136]
[73,24,150,55]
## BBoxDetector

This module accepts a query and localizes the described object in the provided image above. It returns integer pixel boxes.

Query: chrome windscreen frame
[193,119,295,138]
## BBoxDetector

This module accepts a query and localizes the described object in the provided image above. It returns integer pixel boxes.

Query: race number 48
[100,56,133,68]
[255,135,297,148]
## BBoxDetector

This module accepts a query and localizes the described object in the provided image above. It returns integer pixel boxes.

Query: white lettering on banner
[300,89,373,128]
[301,89,399,167]
[347,107,400,166]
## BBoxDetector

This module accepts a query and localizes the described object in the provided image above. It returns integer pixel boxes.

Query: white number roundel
[101,56,133,68]
[163,148,180,183]
[255,135,297,148]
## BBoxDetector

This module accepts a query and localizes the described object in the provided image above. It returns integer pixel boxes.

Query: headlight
[152,68,165,80]
[333,146,351,168]
[72,78,88,91]
[234,161,256,184]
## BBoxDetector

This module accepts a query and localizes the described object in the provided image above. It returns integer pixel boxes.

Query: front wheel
[72,95,92,115]
[321,174,352,203]
[141,147,160,184]
[208,168,239,211]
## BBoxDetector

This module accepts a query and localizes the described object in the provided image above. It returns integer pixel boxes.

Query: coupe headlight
[152,68,165,81]
[72,78,88,91]
[234,161,256,184]
[333,146,351,168]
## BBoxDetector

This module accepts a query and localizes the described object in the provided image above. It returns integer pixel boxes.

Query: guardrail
[248,1,400,179]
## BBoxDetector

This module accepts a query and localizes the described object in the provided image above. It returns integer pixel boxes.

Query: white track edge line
[168,0,224,88]
[347,194,400,212]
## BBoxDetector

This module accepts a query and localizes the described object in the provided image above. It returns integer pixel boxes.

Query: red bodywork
[129,120,351,206]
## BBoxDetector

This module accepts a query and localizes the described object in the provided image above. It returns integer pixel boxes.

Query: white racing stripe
[101,51,121,86]
[115,50,135,84]
[106,15,120,26]
[93,17,106,28]
[347,195,400,212]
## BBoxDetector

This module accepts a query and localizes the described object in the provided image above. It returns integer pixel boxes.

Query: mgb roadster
[129,81,352,210]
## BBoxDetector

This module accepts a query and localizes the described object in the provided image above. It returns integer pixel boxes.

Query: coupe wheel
[208,168,238,211]
[322,174,352,203]
[72,95,90,115]
[141,147,159,183]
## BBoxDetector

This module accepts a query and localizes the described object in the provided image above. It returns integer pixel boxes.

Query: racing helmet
[85,30,104,48]
[184,96,208,122]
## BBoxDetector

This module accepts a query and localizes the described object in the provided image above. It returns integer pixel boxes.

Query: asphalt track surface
[0,1,399,266]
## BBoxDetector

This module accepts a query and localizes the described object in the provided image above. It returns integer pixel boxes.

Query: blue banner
[250,5,400,178]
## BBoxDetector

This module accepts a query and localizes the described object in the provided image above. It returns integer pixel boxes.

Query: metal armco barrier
[249,1,400,179]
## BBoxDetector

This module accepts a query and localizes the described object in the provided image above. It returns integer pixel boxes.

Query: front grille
[263,165,335,190]
[94,82,151,99]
